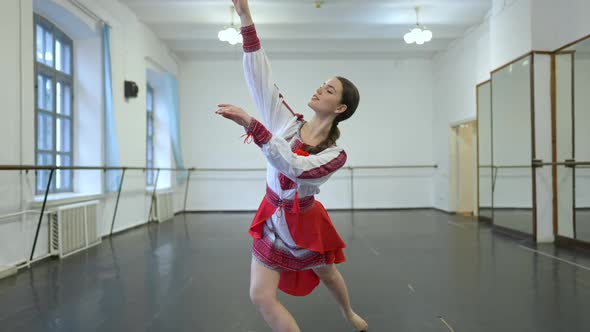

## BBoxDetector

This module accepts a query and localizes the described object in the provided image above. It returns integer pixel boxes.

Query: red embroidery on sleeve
[241,25,261,52]
[245,119,272,147]
[298,151,347,179]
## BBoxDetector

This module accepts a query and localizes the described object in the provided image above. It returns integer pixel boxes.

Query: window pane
[64,84,71,115]
[45,78,53,111]
[64,84,72,115]
[56,82,61,114]
[38,76,54,112]
[56,117,71,152]
[147,118,153,136]
[55,39,62,72]
[36,25,44,63]
[37,75,45,110]
[37,113,53,151]
[55,154,62,190]
[57,82,71,115]
[36,152,53,193]
[55,154,71,191]
[44,30,53,67]
[55,40,72,75]
[63,155,72,191]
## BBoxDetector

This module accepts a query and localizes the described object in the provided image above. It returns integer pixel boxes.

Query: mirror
[477,82,492,221]
[569,38,590,243]
[555,51,575,240]
[491,55,534,236]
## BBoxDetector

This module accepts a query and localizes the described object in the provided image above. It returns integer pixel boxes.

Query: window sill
[32,192,104,209]
[145,187,172,194]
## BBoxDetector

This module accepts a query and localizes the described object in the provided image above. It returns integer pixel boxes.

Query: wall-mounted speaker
[124,80,139,98]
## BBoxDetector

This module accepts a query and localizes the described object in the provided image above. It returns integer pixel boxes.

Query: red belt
[264,186,315,213]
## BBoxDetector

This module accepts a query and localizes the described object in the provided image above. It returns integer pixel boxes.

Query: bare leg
[314,264,368,331]
[250,257,301,332]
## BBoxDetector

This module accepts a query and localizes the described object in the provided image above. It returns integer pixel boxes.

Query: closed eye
[321,83,335,94]
[325,83,336,94]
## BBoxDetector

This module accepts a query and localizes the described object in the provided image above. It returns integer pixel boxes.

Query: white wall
[0,0,180,270]
[0,0,32,272]
[0,0,29,218]
[531,0,590,51]
[488,0,590,59]
[432,21,491,211]
[490,0,532,70]
[180,57,435,210]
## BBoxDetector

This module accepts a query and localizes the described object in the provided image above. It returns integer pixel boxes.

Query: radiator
[154,191,175,223]
[50,200,101,258]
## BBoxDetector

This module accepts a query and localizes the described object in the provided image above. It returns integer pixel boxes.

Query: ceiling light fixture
[218,5,242,45]
[404,6,433,45]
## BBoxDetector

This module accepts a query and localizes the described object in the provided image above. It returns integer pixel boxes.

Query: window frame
[34,14,74,194]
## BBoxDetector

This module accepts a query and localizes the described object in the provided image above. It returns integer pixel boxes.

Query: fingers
[215,109,233,120]
[216,104,243,114]
[215,107,235,117]
[215,104,231,115]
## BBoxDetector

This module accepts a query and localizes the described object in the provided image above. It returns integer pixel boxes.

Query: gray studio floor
[1,210,590,332]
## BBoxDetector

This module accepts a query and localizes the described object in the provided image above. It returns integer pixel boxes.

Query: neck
[306,115,334,142]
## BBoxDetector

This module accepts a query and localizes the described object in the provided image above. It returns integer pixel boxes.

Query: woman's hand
[216,104,253,128]
[232,0,253,26]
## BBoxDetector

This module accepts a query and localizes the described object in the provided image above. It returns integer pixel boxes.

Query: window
[146,84,155,186]
[34,15,74,194]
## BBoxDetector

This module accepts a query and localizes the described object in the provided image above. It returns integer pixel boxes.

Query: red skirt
[249,188,346,296]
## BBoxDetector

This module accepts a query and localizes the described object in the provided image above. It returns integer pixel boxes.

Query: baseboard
[478,215,493,223]
[492,224,534,242]
[107,220,151,237]
[433,208,456,215]
[0,265,18,280]
[555,235,590,253]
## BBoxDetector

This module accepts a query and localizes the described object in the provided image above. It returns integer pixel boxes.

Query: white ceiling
[119,0,492,60]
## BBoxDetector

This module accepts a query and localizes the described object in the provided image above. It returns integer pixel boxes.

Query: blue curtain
[103,25,121,192]
[164,73,186,183]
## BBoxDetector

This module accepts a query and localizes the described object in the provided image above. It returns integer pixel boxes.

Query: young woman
[215,1,368,331]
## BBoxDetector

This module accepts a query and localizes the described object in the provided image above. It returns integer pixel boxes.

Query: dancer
[216,1,368,331]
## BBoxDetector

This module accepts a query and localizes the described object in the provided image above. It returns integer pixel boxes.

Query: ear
[335,104,347,114]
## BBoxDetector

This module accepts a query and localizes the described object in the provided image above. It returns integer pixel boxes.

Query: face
[308,77,346,116]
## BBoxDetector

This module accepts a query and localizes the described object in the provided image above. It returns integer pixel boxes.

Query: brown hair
[305,76,360,154]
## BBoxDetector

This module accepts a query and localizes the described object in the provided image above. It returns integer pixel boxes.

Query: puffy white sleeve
[246,119,347,186]
[242,25,294,134]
